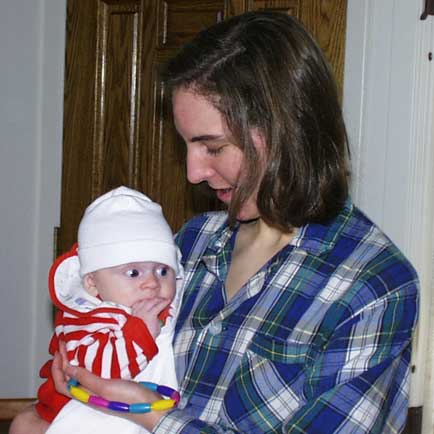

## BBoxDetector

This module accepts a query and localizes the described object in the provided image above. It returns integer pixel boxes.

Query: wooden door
[57,0,347,255]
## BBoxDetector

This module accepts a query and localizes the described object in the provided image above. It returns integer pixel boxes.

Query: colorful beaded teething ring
[67,379,180,413]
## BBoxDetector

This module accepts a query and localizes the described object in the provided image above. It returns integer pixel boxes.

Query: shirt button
[209,322,222,336]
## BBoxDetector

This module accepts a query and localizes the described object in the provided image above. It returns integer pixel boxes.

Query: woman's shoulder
[180,210,228,233]
[301,199,419,289]
[175,211,228,258]
[332,202,419,298]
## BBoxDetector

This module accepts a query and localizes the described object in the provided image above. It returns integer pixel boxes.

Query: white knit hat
[77,186,180,276]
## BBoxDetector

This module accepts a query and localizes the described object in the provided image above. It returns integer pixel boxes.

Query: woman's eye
[126,269,140,278]
[206,146,223,156]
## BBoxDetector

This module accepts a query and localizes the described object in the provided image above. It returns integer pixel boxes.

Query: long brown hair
[164,11,350,231]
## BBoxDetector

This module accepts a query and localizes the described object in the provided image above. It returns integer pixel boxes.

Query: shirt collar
[290,198,354,256]
[203,198,354,260]
[204,218,238,256]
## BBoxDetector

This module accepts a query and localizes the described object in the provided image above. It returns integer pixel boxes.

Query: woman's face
[172,87,262,221]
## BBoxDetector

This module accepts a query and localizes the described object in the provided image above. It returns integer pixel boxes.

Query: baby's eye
[126,269,140,278]
[156,266,169,277]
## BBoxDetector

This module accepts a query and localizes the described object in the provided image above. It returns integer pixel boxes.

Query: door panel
[58,0,347,255]
[156,1,226,47]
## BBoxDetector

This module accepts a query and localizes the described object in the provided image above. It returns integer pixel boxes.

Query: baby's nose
[139,273,159,289]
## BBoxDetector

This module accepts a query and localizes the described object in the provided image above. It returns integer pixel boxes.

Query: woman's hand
[51,341,168,430]
[51,340,71,396]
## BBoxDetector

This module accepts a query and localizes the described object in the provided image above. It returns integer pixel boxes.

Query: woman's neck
[237,218,293,251]
[224,218,294,301]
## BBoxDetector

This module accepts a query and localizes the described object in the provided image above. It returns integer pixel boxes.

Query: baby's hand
[131,297,170,339]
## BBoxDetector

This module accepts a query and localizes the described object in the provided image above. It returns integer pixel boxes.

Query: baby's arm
[9,405,49,434]
[131,297,171,339]
[59,308,159,380]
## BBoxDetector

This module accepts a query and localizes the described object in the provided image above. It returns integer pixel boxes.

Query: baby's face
[84,261,176,308]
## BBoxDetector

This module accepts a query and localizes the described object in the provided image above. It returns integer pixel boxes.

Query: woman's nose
[186,145,214,184]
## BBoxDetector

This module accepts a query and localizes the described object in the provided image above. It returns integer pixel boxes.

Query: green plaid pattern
[154,201,418,434]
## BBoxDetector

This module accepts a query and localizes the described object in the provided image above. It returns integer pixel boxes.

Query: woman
[13,11,418,434]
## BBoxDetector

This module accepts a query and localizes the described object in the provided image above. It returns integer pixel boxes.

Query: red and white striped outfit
[55,301,158,379]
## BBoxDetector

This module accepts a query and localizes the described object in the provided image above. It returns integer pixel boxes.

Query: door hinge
[53,226,60,260]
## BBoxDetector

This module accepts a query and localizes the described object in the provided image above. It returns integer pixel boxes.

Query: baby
[13,186,183,434]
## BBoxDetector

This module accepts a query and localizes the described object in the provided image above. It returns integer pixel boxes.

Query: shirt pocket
[248,331,313,365]
[245,331,313,392]
[223,333,313,432]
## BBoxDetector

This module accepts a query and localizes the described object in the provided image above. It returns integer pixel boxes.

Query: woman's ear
[251,128,265,149]
[83,273,99,297]
[250,128,268,173]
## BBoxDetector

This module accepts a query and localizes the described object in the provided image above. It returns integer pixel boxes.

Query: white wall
[343,1,434,432]
[0,0,433,431]
[0,0,65,396]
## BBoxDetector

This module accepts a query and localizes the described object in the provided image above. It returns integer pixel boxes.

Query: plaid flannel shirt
[154,200,419,434]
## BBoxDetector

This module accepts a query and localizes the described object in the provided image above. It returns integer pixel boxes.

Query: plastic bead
[139,381,158,392]
[89,395,110,408]
[69,385,90,403]
[151,399,177,411]
[157,385,175,397]
[67,378,79,387]
[108,401,130,412]
[130,402,152,413]
[171,390,181,403]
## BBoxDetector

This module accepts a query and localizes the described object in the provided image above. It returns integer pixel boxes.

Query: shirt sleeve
[280,281,418,433]
[35,332,71,422]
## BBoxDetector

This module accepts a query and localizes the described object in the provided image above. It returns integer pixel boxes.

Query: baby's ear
[83,273,99,297]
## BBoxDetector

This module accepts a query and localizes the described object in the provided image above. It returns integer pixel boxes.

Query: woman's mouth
[215,187,233,203]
